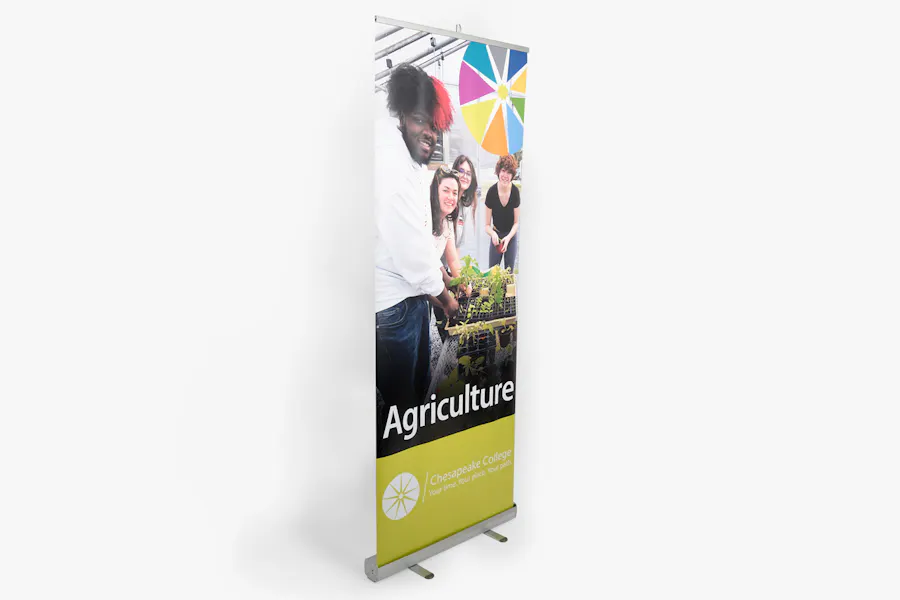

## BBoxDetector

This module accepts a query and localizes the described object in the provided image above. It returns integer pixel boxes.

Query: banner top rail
[375,16,530,53]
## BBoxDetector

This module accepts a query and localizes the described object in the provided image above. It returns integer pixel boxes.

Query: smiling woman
[430,167,460,239]
[430,167,462,345]
[485,154,520,270]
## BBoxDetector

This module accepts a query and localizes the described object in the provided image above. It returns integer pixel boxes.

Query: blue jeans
[376,296,431,416]
[489,231,518,270]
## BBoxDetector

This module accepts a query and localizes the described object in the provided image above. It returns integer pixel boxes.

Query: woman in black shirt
[484,154,520,270]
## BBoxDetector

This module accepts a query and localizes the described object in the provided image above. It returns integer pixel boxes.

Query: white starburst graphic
[382,473,420,520]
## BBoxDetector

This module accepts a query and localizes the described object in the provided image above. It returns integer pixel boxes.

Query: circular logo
[382,473,420,520]
[458,42,527,156]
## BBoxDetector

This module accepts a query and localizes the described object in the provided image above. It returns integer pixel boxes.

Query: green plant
[457,320,495,346]
[448,255,483,290]
[484,265,514,306]
[458,355,486,378]
[464,295,498,321]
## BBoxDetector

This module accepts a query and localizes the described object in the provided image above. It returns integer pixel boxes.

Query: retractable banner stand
[369,16,528,582]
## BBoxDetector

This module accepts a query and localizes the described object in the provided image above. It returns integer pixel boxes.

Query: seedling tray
[458,330,495,355]
[454,295,517,325]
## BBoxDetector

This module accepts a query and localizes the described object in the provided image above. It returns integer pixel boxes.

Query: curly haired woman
[484,154,520,270]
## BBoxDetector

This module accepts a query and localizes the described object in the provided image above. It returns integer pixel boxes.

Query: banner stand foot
[365,504,516,582]
[483,529,508,543]
[408,564,434,579]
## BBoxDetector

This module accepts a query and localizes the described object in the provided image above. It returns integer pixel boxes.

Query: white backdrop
[2,1,899,598]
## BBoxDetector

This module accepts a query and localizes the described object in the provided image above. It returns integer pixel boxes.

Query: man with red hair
[374,64,457,454]
[386,63,455,165]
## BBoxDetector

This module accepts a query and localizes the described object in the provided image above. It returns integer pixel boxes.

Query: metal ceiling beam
[375,26,403,42]
[374,31,429,61]
[374,37,460,82]
[375,15,529,53]
[415,40,469,71]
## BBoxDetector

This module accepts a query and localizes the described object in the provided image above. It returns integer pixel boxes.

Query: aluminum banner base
[364,504,517,582]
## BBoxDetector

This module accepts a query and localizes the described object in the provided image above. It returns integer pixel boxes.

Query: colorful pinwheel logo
[459,43,527,156]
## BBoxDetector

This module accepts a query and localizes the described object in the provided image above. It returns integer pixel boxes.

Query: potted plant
[497,325,516,349]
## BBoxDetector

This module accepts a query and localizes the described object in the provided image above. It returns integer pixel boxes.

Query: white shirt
[374,91,445,313]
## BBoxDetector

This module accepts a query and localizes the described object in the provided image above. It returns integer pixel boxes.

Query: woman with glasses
[484,154,520,270]
[451,155,479,258]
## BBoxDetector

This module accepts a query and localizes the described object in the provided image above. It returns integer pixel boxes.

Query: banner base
[483,529,508,543]
[407,564,434,579]
[364,504,517,582]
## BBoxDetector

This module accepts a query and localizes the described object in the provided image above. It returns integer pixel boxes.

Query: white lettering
[402,407,418,440]
[383,405,402,439]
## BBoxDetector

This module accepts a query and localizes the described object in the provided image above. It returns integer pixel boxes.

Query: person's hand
[490,232,501,247]
[500,236,510,253]
[445,295,459,319]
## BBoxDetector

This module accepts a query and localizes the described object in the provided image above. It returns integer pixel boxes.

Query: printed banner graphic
[374,21,527,567]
